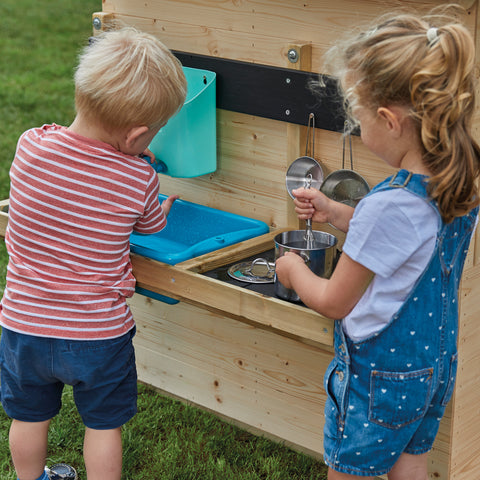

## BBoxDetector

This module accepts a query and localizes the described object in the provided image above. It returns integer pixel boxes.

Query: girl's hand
[292,187,355,233]
[161,195,180,216]
[275,251,308,289]
[292,187,331,224]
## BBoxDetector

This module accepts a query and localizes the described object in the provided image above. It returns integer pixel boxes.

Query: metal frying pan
[320,122,370,207]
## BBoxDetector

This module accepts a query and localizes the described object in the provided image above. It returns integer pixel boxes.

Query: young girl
[275,6,480,480]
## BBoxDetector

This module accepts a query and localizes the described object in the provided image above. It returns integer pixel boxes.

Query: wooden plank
[156,110,289,228]
[129,293,453,471]
[91,11,116,34]
[98,2,480,477]
[450,261,480,479]
[176,229,285,273]
[286,42,313,228]
[131,252,334,346]
[472,0,480,268]
[450,15,480,480]
[101,1,475,72]
[156,111,395,227]
[129,294,328,453]
[0,199,8,238]
[136,343,325,453]
[132,298,326,408]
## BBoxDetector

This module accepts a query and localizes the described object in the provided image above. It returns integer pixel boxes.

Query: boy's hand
[141,148,156,164]
[161,195,179,216]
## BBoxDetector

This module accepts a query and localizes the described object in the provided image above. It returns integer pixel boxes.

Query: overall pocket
[440,353,458,407]
[324,358,348,419]
[368,367,433,430]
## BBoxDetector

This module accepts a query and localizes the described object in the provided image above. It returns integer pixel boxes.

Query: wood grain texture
[95,1,480,476]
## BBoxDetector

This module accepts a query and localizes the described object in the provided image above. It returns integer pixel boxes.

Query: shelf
[131,229,334,347]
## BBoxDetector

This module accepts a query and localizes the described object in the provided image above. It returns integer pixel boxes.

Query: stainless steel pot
[274,230,338,302]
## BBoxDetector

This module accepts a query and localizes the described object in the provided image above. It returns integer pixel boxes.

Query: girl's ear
[377,107,402,138]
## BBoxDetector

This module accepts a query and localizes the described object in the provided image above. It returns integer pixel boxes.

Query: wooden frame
[2,2,480,478]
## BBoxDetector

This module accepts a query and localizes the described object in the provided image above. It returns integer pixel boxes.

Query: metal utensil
[303,173,315,248]
[320,121,370,207]
[285,113,324,198]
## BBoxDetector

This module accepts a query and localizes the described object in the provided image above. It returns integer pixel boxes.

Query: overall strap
[370,169,431,200]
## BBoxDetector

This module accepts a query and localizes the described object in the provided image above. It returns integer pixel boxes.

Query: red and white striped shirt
[1,124,166,340]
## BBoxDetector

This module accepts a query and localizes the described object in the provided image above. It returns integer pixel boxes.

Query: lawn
[0,1,328,478]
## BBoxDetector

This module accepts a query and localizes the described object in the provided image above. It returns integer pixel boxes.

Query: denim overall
[323,170,478,476]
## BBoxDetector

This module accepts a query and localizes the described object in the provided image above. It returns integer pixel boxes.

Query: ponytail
[411,23,480,222]
[330,5,480,222]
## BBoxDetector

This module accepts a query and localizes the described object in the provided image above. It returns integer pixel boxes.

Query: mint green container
[148,66,216,178]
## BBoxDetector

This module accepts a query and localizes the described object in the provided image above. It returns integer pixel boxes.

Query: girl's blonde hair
[74,28,187,130]
[328,4,480,223]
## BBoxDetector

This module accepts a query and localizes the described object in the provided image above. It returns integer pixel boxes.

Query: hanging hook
[305,113,315,158]
[342,120,353,170]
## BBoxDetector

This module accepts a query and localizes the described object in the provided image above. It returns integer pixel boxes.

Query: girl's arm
[292,187,354,233]
[275,251,373,319]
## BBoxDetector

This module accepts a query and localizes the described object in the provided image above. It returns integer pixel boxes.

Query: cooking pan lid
[227,258,275,283]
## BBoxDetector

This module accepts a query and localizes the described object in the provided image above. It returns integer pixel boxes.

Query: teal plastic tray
[130,195,269,303]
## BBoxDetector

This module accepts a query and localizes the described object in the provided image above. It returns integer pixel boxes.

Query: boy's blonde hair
[325,4,480,223]
[74,28,187,130]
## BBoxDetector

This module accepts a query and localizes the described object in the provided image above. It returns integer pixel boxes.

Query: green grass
[0,384,327,479]
[0,1,328,478]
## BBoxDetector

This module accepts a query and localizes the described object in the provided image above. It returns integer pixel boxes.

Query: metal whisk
[304,173,315,248]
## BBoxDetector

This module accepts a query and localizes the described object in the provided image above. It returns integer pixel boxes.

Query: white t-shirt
[341,187,439,341]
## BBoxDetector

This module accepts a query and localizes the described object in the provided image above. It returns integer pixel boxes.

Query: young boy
[0,28,187,480]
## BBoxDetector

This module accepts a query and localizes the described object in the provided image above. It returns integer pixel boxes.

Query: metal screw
[92,17,102,30]
[285,77,291,84]
[288,48,299,63]
[285,109,291,116]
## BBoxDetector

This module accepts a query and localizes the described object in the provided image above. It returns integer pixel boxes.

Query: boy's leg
[9,419,50,480]
[84,426,122,480]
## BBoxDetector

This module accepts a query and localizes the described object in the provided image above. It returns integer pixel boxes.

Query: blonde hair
[74,28,187,130]
[326,4,480,223]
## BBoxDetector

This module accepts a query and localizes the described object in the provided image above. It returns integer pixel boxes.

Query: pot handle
[300,251,310,264]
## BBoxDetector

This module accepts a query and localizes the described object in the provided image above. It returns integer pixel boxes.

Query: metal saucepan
[321,122,370,207]
[274,230,338,302]
[285,113,324,198]
[286,113,324,249]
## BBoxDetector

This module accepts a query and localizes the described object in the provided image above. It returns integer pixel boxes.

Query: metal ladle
[303,173,315,248]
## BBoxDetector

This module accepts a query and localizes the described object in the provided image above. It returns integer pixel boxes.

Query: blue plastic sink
[130,195,269,303]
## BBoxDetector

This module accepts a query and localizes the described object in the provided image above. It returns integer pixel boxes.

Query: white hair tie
[426,27,439,45]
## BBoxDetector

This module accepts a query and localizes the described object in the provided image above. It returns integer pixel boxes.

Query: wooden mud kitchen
[2,1,480,479]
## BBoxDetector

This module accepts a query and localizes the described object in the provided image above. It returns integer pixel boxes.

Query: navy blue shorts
[0,327,137,429]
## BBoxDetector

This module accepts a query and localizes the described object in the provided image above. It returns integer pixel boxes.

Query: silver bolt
[92,17,102,30]
[288,49,299,63]
[285,109,291,116]
[285,77,291,84]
